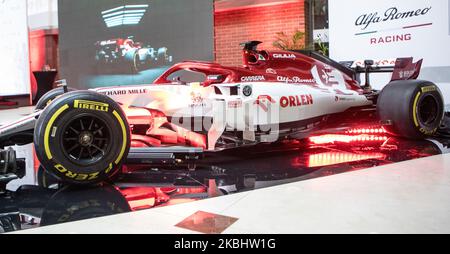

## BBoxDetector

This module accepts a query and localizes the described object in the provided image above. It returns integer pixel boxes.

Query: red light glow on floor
[345,127,387,134]
[309,134,389,145]
[308,151,386,167]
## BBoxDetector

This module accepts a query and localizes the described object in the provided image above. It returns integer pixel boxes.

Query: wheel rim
[61,114,112,166]
[418,95,439,125]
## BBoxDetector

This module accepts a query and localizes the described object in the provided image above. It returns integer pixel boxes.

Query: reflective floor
[1,136,450,233]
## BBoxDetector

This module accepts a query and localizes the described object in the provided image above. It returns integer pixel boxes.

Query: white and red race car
[0,41,445,185]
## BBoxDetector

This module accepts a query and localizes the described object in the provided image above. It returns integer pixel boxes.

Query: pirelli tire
[34,91,131,185]
[35,87,76,110]
[378,80,444,139]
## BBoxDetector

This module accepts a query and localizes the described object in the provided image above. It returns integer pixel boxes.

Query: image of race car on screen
[58,0,214,89]
[95,36,173,74]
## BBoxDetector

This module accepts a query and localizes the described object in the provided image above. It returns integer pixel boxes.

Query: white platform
[12,153,450,234]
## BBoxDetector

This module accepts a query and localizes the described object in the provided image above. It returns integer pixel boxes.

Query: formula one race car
[0,41,445,185]
[95,37,172,73]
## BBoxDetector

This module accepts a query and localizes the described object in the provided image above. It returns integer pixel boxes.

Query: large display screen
[0,0,31,96]
[58,0,214,89]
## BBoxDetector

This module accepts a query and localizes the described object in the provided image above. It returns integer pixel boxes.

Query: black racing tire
[157,49,170,64]
[40,185,131,226]
[35,87,76,110]
[34,90,131,185]
[378,80,444,139]
[133,52,143,73]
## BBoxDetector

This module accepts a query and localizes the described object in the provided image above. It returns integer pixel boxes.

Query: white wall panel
[0,0,31,96]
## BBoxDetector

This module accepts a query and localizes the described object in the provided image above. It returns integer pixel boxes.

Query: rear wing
[340,58,423,82]
[296,50,422,83]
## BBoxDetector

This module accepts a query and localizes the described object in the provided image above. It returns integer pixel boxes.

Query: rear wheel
[34,91,131,185]
[133,52,144,73]
[377,80,444,138]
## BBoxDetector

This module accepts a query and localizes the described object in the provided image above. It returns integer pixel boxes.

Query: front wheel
[34,91,131,185]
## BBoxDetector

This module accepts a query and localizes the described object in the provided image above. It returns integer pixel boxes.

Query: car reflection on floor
[1,136,449,233]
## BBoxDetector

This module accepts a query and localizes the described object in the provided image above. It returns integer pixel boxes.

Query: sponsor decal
[310,65,356,95]
[319,65,339,86]
[353,59,397,67]
[258,54,266,61]
[254,95,276,112]
[277,76,316,84]
[354,6,433,45]
[335,96,356,102]
[241,76,265,82]
[370,33,411,45]
[189,92,205,107]
[420,127,437,135]
[242,85,253,97]
[74,100,109,112]
[100,40,117,46]
[356,6,432,31]
[54,164,99,181]
[266,68,277,75]
[421,85,437,93]
[398,69,415,79]
[100,88,147,96]
[228,100,243,108]
[128,88,148,94]
[272,53,296,59]
[280,94,314,108]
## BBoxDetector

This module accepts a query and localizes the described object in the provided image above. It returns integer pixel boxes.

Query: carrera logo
[272,53,296,59]
[74,100,109,112]
[241,76,266,82]
[280,94,314,108]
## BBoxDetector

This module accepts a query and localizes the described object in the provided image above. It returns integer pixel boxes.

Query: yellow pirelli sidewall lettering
[113,110,127,165]
[89,172,100,180]
[105,163,113,174]
[45,104,70,160]
[55,164,68,173]
[74,100,109,112]
[421,86,437,93]
[412,92,421,127]
[54,164,99,181]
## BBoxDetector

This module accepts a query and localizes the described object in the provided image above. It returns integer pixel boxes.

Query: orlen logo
[280,94,313,108]
[241,76,266,82]
[74,100,109,112]
[272,53,296,59]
